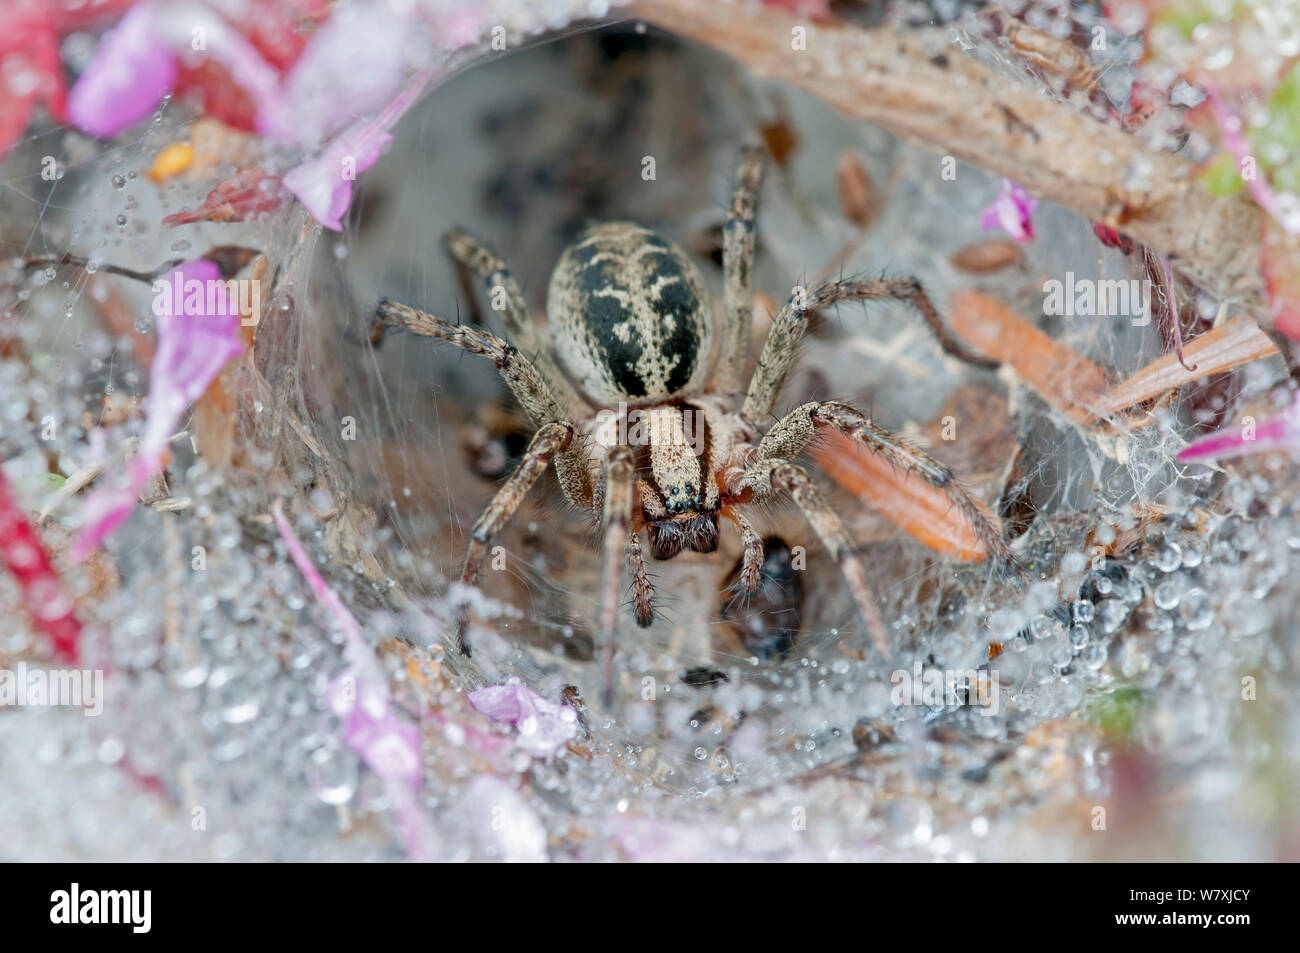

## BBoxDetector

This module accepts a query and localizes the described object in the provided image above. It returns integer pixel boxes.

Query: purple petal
[1178,396,1300,462]
[467,682,578,759]
[436,6,483,49]
[151,1,282,121]
[465,776,547,861]
[272,502,433,857]
[67,4,177,139]
[71,458,154,560]
[344,709,422,787]
[259,2,415,149]
[73,260,243,559]
[282,132,392,231]
[1206,89,1300,235]
[980,178,1038,244]
[282,68,433,231]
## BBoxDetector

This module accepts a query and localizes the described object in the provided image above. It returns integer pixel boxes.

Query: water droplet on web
[1154,576,1183,610]
[305,743,358,805]
[111,174,126,189]
[1154,542,1182,572]
[1180,589,1215,630]
[134,314,150,333]
[1224,596,1267,637]
[1223,479,1253,511]
[1081,640,1108,671]
[1118,641,1150,678]
[1098,598,1129,633]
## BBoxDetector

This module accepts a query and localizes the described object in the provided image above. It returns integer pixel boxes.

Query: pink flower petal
[1206,89,1300,236]
[73,260,243,559]
[272,501,432,858]
[465,776,547,861]
[162,167,287,226]
[979,178,1038,244]
[436,6,483,50]
[282,131,391,230]
[67,4,177,139]
[151,1,282,121]
[282,67,433,231]
[258,2,415,149]
[1177,394,1300,463]
[0,469,82,662]
[467,682,578,759]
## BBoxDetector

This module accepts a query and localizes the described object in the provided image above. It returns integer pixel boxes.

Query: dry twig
[629,0,1270,316]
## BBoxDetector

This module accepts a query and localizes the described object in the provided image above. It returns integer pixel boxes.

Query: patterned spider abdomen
[548,222,713,405]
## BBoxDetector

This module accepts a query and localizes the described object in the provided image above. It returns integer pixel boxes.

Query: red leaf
[1262,217,1300,340]
[163,167,287,225]
[0,3,70,159]
[173,60,261,132]
[0,469,81,662]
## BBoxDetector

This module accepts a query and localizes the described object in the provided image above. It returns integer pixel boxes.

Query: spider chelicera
[373,146,1014,705]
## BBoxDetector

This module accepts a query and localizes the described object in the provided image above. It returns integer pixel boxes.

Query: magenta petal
[67,5,177,139]
[283,132,391,231]
[272,503,432,858]
[468,682,578,759]
[259,2,413,149]
[283,68,432,231]
[74,260,243,558]
[980,178,1037,244]
[149,260,243,411]
[273,507,423,779]
[70,460,153,562]
[345,709,422,787]
[150,2,281,122]
[1178,399,1300,462]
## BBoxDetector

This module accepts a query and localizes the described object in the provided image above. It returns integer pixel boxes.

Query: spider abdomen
[548,222,713,405]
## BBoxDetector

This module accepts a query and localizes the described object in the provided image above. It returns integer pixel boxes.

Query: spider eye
[669,486,679,496]
[685,483,694,494]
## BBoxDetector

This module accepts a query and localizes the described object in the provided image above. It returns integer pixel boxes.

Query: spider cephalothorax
[373,146,1014,706]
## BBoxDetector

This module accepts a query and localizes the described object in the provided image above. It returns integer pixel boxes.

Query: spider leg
[598,446,637,707]
[626,530,655,628]
[745,400,1017,572]
[374,298,594,507]
[766,461,891,657]
[741,276,998,424]
[716,144,764,397]
[442,229,588,414]
[727,508,764,593]
[455,421,576,654]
